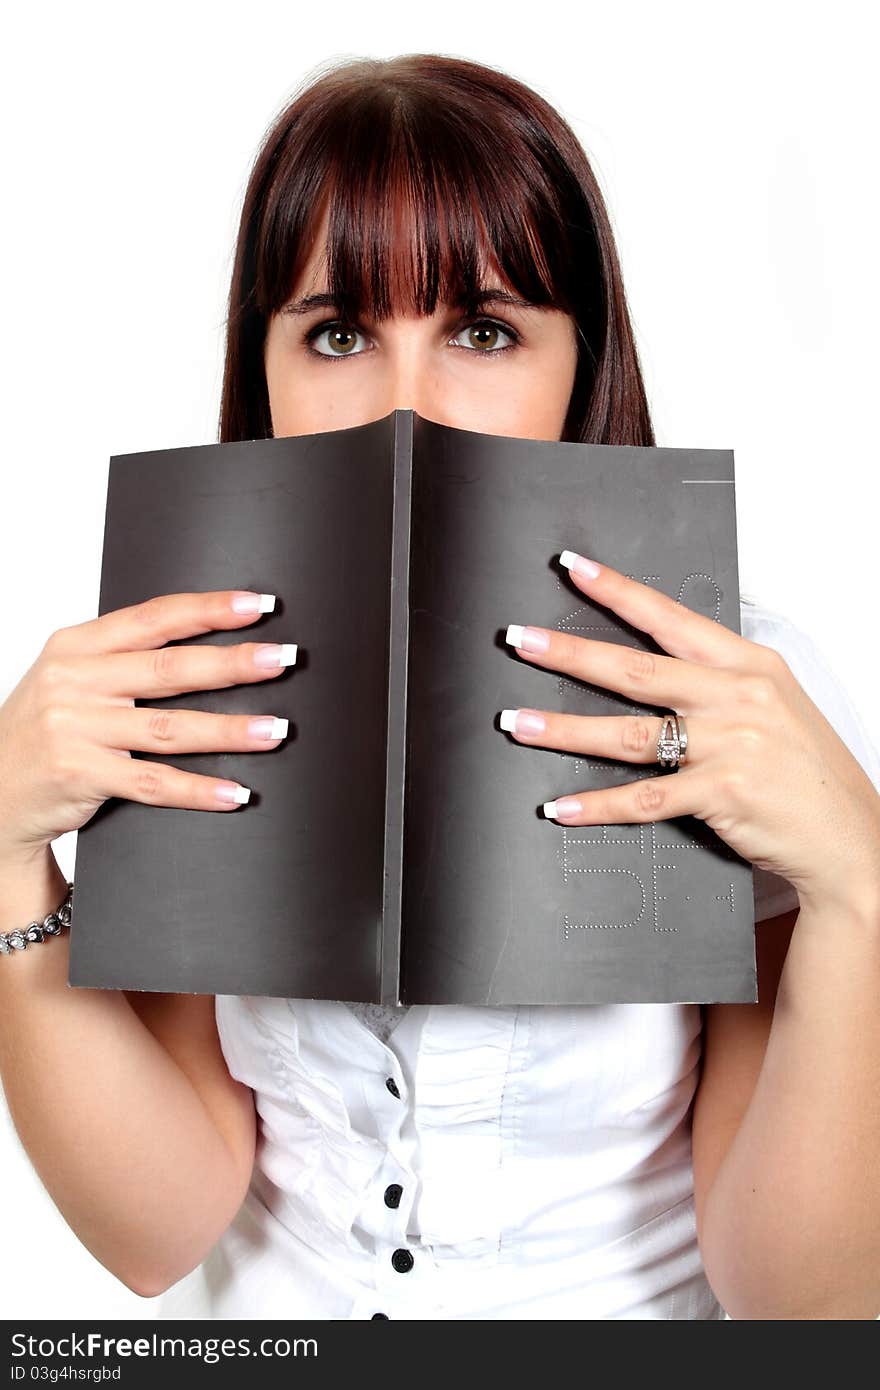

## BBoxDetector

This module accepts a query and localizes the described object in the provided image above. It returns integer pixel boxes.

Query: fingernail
[559,550,600,579]
[216,784,252,804]
[543,796,583,819]
[232,592,276,613]
[248,717,289,740]
[500,709,546,735]
[505,625,550,653]
[253,644,297,668]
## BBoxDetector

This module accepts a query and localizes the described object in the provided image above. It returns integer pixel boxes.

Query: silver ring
[656,712,688,769]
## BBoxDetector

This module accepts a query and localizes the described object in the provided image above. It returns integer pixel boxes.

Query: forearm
[699,886,880,1319]
[0,846,249,1297]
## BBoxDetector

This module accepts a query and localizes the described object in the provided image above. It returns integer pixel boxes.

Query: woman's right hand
[0,590,296,864]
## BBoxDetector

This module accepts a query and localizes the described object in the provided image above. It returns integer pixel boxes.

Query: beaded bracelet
[0,881,74,957]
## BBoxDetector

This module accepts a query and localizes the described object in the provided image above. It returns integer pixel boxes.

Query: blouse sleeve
[739,596,880,922]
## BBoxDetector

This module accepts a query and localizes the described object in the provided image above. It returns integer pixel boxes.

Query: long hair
[218,54,654,447]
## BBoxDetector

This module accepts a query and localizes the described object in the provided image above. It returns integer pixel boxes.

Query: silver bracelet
[0,880,74,957]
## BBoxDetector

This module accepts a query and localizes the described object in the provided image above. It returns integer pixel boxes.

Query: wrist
[0,844,68,927]
[796,867,880,930]
[0,835,54,875]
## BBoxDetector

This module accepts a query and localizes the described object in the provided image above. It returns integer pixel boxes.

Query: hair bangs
[258,88,570,327]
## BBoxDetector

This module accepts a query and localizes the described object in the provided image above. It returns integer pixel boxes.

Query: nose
[372,334,459,429]
[379,380,457,429]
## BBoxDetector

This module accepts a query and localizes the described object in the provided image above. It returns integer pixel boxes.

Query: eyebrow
[281,288,540,316]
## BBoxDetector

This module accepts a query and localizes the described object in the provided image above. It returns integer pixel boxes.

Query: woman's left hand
[501,550,880,914]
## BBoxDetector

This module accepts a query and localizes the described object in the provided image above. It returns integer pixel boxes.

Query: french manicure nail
[216,784,252,804]
[505,625,550,654]
[543,796,583,819]
[500,709,546,735]
[248,717,289,740]
[559,550,600,579]
[253,644,297,668]
[232,592,276,613]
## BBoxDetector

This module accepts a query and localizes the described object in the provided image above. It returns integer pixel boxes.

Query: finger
[92,750,255,811]
[505,624,722,711]
[71,640,298,701]
[557,550,750,667]
[81,705,291,755]
[499,708,712,764]
[541,766,708,825]
[46,590,279,659]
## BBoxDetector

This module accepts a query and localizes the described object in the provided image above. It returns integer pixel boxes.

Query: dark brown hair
[218,54,654,447]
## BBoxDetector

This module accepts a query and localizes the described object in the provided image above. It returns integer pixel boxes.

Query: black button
[371,1312,390,1319]
[385,1077,401,1098]
[391,1248,414,1273]
[384,1183,403,1209]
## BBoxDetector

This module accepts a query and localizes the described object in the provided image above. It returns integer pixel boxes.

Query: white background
[1,0,877,1319]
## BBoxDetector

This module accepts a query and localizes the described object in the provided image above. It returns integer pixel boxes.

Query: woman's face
[263,209,579,442]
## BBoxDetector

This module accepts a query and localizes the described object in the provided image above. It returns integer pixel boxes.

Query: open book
[69,410,756,1005]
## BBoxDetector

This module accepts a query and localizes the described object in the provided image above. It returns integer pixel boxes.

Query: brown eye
[469,323,499,349]
[451,318,519,354]
[304,315,520,363]
[306,322,366,357]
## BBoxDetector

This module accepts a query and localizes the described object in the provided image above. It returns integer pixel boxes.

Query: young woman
[2,54,879,1322]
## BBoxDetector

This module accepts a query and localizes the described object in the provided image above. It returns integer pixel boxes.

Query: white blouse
[157,598,880,1320]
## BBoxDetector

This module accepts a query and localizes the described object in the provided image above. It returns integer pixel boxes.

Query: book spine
[380,410,414,1004]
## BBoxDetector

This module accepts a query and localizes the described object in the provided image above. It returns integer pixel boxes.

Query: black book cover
[69,410,755,1005]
